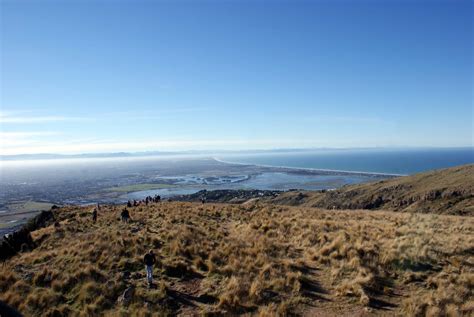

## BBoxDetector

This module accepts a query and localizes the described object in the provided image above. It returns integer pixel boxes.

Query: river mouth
[117,171,381,203]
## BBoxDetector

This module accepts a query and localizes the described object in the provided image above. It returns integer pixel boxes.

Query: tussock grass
[271,164,474,216]
[0,202,472,316]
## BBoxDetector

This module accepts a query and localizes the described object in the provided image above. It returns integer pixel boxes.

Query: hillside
[269,164,474,215]
[1,201,473,316]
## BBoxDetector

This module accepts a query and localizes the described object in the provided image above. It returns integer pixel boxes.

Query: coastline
[212,157,406,177]
[0,156,402,231]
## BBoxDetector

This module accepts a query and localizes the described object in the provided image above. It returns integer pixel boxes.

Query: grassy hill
[1,201,473,316]
[269,164,474,215]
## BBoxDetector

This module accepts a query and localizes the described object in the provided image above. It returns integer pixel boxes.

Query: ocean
[218,148,474,175]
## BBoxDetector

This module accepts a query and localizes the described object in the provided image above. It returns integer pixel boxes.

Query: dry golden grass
[0,202,473,316]
[270,164,474,216]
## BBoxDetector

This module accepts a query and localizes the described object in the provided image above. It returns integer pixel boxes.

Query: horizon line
[1,145,473,160]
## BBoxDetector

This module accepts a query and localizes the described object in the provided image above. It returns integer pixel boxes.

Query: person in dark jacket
[92,208,97,222]
[144,249,156,286]
[120,208,130,223]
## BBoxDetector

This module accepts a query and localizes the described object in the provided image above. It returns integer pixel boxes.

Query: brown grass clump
[401,270,473,316]
[270,164,474,216]
[0,202,472,316]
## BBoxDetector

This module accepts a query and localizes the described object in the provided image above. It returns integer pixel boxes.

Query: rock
[117,286,135,306]
[131,272,143,279]
[0,228,35,261]
[196,293,218,304]
[0,210,56,261]
[24,210,55,232]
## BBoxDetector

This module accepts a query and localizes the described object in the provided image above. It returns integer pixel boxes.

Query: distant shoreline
[0,156,401,226]
[212,157,405,177]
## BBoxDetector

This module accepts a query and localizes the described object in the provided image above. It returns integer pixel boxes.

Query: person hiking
[127,200,132,208]
[92,208,97,222]
[120,208,130,223]
[143,249,156,287]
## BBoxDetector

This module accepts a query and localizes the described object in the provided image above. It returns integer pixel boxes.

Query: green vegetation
[7,201,54,213]
[0,223,12,229]
[104,183,174,193]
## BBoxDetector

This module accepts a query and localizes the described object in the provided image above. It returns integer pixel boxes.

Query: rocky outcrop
[23,210,56,232]
[0,227,35,261]
[0,210,56,261]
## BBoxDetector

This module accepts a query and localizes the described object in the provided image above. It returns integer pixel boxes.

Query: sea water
[218,148,474,175]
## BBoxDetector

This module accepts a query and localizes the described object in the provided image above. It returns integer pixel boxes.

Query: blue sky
[1,0,472,155]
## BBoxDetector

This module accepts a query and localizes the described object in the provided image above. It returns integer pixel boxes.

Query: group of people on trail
[89,200,160,287]
[145,195,161,205]
[127,195,161,208]
[92,195,163,222]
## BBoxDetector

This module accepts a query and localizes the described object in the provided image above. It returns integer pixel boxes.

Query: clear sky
[1,0,472,155]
